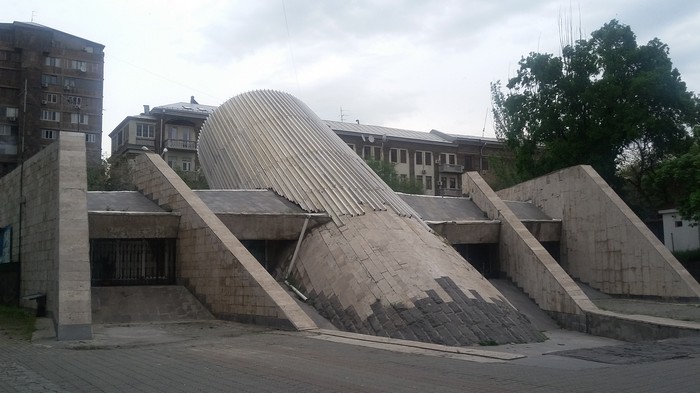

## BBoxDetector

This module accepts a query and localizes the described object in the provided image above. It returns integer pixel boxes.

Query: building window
[71,60,87,72]
[464,155,474,171]
[42,129,57,139]
[481,157,489,171]
[167,160,175,168]
[182,161,192,172]
[41,74,59,86]
[675,221,683,228]
[41,110,60,121]
[63,77,76,89]
[400,174,407,182]
[440,177,447,188]
[416,175,423,188]
[363,146,372,159]
[415,151,423,165]
[117,130,123,146]
[44,57,62,67]
[449,154,456,165]
[5,107,18,118]
[449,178,456,189]
[66,96,82,106]
[425,151,432,166]
[373,146,381,160]
[168,126,177,139]
[347,143,355,153]
[71,113,88,124]
[0,125,10,135]
[85,133,96,143]
[399,149,407,164]
[136,123,155,138]
[44,93,58,104]
[425,176,433,190]
[389,148,398,163]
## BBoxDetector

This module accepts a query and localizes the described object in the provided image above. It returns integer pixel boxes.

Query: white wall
[661,210,700,252]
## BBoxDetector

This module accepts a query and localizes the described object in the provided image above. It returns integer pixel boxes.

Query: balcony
[165,139,197,151]
[438,164,463,173]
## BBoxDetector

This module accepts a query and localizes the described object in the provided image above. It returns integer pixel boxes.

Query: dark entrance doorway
[454,243,500,278]
[90,238,176,286]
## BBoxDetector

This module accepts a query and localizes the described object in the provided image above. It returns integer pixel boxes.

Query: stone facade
[463,171,595,330]
[0,132,92,340]
[496,165,700,299]
[132,152,316,331]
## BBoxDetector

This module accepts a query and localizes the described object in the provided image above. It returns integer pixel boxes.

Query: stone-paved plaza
[1,320,699,393]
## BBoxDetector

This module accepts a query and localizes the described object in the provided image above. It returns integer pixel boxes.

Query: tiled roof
[325,120,452,145]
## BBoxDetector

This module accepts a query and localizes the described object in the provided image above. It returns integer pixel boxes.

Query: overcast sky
[5,0,700,157]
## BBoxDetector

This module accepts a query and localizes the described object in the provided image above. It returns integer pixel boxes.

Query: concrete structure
[496,166,700,300]
[197,89,545,345]
[659,209,700,252]
[3,91,699,345]
[0,132,92,340]
[0,22,104,177]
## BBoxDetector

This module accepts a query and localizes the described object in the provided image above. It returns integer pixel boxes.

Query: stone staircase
[91,286,214,324]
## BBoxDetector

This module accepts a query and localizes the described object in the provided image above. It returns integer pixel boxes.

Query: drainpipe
[285,216,310,301]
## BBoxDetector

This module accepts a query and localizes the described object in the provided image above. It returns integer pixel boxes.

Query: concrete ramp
[91,286,215,324]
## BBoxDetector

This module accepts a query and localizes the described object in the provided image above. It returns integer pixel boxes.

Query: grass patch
[0,304,36,341]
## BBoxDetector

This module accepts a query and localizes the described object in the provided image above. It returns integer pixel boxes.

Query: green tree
[492,20,699,190]
[365,159,423,194]
[651,129,700,221]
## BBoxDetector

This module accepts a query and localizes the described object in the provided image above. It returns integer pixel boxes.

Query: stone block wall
[463,172,595,329]
[132,152,316,331]
[290,209,545,346]
[0,132,92,340]
[497,165,700,299]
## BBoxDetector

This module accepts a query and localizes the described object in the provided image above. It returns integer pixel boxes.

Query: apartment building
[109,97,216,173]
[327,121,503,196]
[0,22,104,177]
[109,102,504,195]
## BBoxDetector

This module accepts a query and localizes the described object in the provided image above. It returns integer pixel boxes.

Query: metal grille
[90,239,175,286]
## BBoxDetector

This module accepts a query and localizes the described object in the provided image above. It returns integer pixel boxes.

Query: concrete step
[92,285,214,324]
[488,279,559,332]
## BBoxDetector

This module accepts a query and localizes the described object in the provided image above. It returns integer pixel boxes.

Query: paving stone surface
[1,321,700,392]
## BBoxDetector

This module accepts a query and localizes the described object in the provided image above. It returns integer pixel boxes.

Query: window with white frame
[389,148,398,163]
[71,113,88,124]
[449,177,456,188]
[136,123,155,138]
[44,93,58,103]
[116,130,123,146]
[182,160,192,172]
[42,129,57,139]
[425,151,432,166]
[373,146,381,160]
[0,125,10,135]
[168,126,177,139]
[362,146,372,159]
[85,133,96,143]
[399,149,407,164]
[425,176,433,190]
[167,160,175,168]
[41,110,60,121]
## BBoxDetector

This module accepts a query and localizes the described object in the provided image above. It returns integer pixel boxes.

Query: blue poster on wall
[0,225,11,264]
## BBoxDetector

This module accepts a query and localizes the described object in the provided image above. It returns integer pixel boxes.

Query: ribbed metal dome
[198,90,417,224]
